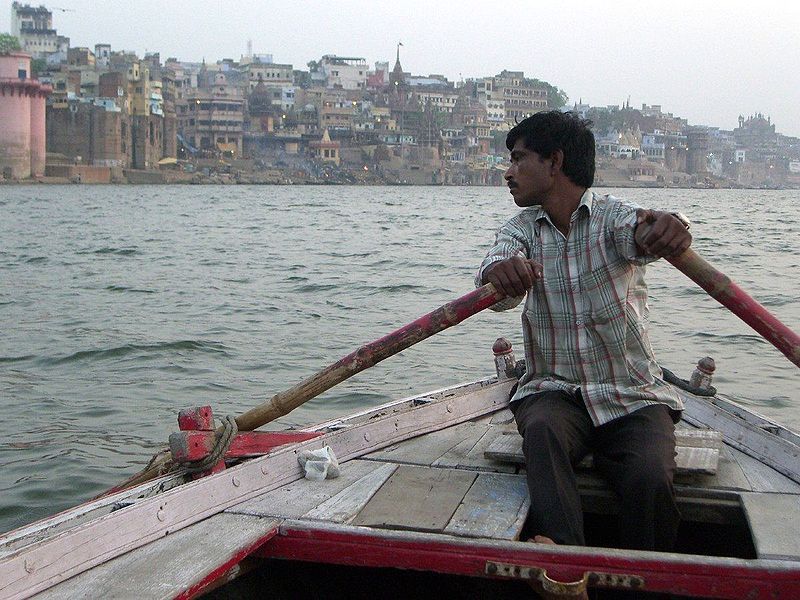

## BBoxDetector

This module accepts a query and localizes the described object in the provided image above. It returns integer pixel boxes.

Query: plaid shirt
[476,190,683,426]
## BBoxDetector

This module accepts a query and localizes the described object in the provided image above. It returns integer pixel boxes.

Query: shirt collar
[532,188,594,224]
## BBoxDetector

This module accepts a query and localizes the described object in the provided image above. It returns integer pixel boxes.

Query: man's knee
[624,457,675,495]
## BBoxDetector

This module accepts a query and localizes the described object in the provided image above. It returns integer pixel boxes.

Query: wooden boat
[1,342,799,599]
[3,243,800,599]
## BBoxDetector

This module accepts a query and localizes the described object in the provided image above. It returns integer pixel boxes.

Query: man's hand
[635,210,692,258]
[482,256,543,298]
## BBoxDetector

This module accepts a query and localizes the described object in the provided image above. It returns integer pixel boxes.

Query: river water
[1,185,798,533]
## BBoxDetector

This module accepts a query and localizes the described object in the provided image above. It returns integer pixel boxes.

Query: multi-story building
[319,55,368,90]
[177,71,244,156]
[67,47,95,68]
[492,71,550,126]
[0,51,50,178]
[94,44,111,68]
[319,90,354,131]
[469,71,550,127]
[244,61,293,90]
[10,2,69,59]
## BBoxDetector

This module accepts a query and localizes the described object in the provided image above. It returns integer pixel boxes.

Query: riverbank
[1,158,796,189]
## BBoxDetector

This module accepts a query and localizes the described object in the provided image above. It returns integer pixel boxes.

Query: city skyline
[3,0,799,138]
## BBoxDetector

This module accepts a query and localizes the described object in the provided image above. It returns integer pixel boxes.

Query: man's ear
[552,149,565,171]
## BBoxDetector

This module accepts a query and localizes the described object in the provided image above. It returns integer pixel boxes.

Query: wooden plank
[32,513,279,600]
[484,431,721,475]
[489,407,515,425]
[675,428,724,449]
[304,463,398,523]
[443,473,529,540]
[683,446,753,491]
[681,392,800,484]
[227,459,393,519]
[433,425,517,473]
[0,380,513,600]
[483,432,522,464]
[731,448,800,494]
[675,447,720,476]
[740,493,800,560]
[363,421,489,467]
[0,473,185,561]
[352,465,477,533]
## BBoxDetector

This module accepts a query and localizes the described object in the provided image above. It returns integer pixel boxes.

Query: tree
[31,58,47,77]
[0,33,21,54]
[528,77,569,109]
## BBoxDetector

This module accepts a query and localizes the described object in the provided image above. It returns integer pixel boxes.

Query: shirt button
[576,318,583,326]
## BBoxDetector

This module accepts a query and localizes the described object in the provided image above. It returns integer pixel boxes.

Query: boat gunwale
[252,518,800,599]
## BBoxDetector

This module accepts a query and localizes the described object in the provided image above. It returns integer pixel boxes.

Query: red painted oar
[235,282,504,430]
[117,283,504,488]
[668,248,800,368]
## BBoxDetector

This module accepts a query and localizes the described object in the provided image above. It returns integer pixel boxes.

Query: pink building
[0,52,50,179]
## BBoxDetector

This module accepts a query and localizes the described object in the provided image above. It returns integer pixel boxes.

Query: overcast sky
[5,1,799,137]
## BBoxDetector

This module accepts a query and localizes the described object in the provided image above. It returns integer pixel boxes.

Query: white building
[320,55,367,90]
[10,2,69,59]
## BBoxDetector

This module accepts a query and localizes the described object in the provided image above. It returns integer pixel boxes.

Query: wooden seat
[739,492,800,560]
[485,428,723,476]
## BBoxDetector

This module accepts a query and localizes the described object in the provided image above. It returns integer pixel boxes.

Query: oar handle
[668,248,800,368]
[235,283,505,431]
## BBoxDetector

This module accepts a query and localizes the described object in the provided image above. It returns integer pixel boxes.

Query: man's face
[504,139,552,207]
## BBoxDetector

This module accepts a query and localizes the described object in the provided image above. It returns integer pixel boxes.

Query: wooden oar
[667,248,800,368]
[114,283,504,490]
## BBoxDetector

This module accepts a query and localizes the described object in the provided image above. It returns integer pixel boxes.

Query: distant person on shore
[476,111,692,556]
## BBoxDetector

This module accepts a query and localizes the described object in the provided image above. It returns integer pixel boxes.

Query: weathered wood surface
[0,380,513,600]
[32,513,279,600]
[364,421,489,467]
[228,459,395,520]
[0,474,185,561]
[352,465,477,532]
[731,448,800,494]
[364,420,517,473]
[432,423,518,472]
[303,462,397,524]
[442,473,529,540]
[681,392,800,484]
[484,429,722,475]
[740,492,800,561]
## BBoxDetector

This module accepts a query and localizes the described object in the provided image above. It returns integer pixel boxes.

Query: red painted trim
[253,524,800,599]
[178,406,215,431]
[171,430,324,462]
[174,526,280,600]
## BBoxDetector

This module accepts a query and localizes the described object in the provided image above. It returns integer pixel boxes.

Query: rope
[184,415,239,474]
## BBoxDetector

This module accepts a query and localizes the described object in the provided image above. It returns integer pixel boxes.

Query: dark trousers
[511,390,680,551]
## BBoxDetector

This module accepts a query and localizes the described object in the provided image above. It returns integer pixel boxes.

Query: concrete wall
[46,103,125,167]
[45,164,112,183]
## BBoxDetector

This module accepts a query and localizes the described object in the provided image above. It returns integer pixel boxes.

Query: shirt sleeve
[611,198,659,266]
[475,219,529,311]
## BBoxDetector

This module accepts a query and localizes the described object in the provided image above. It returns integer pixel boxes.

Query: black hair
[506,111,595,188]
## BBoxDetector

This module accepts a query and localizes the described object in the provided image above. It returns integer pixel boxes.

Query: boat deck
[5,377,800,600]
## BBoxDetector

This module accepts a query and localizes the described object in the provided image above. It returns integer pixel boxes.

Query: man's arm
[482,256,543,298]
[635,209,692,258]
[475,221,541,310]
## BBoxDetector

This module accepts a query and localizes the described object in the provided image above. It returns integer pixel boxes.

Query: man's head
[506,111,595,188]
